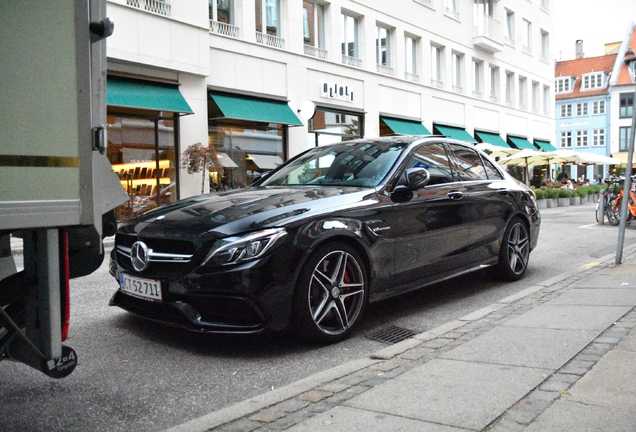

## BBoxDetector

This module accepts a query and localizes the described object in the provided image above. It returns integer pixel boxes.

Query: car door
[445,143,512,265]
[389,141,473,290]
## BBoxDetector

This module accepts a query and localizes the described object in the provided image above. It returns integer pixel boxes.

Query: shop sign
[321,82,354,103]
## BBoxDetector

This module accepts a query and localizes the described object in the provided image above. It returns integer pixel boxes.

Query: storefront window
[308,108,363,147]
[208,124,286,190]
[107,115,178,219]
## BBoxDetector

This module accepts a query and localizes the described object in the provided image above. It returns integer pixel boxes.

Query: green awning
[209,91,302,125]
[474,131,511,148]
[381,117,431,135]
[508,136,536,150]
[107,76,193,113]
[534,139,557,151]
[434,125,477,143]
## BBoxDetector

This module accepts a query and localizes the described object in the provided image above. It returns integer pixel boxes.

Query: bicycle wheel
[607,199,621,226]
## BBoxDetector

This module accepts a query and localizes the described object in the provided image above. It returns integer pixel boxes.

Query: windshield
[259,140,408,187]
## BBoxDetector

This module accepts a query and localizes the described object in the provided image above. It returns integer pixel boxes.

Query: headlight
[202,228,287,267]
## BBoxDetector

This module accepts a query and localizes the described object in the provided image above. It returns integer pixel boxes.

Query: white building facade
[105,0,554,218]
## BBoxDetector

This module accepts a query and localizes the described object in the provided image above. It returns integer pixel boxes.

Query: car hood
[120,186,376,241]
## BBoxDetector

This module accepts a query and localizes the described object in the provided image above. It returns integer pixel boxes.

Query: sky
[552,0,636,61]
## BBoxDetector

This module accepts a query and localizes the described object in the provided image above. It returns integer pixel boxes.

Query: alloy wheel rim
[308,250,365,335]
[507,223,529,274]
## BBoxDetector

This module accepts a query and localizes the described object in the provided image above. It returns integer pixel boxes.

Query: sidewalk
[165,245,636,432]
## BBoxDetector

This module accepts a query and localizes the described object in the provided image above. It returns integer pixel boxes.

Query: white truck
[0,1,127,378]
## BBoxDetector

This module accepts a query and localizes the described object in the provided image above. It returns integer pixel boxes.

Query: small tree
[181,142,223,194]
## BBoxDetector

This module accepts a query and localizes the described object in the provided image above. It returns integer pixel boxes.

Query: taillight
[59,229,70,342]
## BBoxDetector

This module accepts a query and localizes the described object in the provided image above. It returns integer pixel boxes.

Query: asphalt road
[1,201,634,431]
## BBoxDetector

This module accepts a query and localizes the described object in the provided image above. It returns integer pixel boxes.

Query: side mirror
[405,168,430,190]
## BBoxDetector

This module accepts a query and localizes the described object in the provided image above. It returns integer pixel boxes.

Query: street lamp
[616,57,636,264]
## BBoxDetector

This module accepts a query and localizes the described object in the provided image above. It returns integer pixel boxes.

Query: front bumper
[108,247,299,334]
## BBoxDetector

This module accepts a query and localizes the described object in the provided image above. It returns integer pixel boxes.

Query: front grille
[115,233,202,278]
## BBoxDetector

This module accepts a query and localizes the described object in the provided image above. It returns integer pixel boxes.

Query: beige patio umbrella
[475,143,521,159]
[498,149,578,182]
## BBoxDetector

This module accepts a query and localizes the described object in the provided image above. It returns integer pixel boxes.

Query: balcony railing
[304,45,328,60]
[210,20,239,38]
[126,0,170,16]
[474,14,501,41]
[256,32,284,49]
[431,79,444,89]
[453,85,464,94]
[377,64,394,76]
[405,72,420,83]
[473,13,503,53]
[342,55,362,68]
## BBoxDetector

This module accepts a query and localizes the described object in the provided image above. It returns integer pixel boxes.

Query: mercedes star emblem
[130,241,150,272]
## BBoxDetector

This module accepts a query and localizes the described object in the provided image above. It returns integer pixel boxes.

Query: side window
[405,143,454,186]
[447,144,489,181]
[482,156,504,180]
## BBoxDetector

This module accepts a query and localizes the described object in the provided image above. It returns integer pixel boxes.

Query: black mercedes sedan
[109,136,540,343]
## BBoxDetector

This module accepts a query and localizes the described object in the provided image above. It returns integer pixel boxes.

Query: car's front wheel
[489,217,530,281]
[292,242,367,343]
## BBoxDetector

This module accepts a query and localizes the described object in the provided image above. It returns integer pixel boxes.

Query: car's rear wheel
[292,242,367,343]
[489,217,530,281]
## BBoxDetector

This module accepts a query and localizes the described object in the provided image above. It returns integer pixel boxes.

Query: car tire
[292,242,367,343]
[489,217,530,281]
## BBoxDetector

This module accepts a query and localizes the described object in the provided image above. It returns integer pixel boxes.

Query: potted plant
[534,188,548,209]
[557,188,572,207]
[546,187,560,208]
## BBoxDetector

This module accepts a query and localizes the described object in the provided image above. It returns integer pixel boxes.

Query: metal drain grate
[367,325,417,344]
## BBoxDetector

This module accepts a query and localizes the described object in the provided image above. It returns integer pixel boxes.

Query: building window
[255,0,282,47]
[308,107,364,147]
[341,12,360,65]
[210,0,238,36]
[303,1,326,59]
[445,0,459,19]
[592,129,605,146]
[532,81,539,113]
[560,104,572,118]
[375,24,392,74]
[505,71,514,105]
[555,77,571,93]
[576,130,588,147]
[560,131,572,148]
[522,19,531,53]
[405,34,418,82]
[620,92,634,118]
[576,102,588,116]
[543,85,550,115]
[592,100,606,115]
[540,30,549,61]
[620,126,631,151]
[431,44,443,88]
[489,66,499,102]
[452,52,463,93]
[473,60,482,98]
[108,115,178,220]
[518,76,526,109]
[505,9,515,45]
[581,72,604,90]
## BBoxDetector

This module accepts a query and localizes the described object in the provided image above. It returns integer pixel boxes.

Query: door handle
[448,191,463,200]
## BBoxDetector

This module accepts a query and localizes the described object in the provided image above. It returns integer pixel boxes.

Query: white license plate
[119,274,162,301]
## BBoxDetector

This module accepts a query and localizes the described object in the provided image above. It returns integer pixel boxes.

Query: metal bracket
[92,125,106,154]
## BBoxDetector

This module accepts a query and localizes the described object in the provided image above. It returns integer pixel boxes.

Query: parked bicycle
[599,176,636,226]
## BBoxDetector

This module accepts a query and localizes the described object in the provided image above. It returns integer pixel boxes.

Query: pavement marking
[583,262,600,269]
